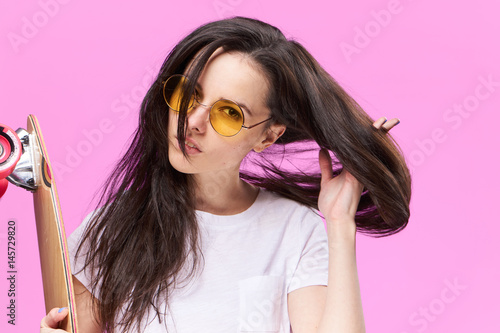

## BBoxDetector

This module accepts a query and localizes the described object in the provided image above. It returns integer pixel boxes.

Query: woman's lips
[185,141,201,154]
[175,137,202,154]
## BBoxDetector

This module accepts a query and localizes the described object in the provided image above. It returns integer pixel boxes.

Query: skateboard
[0,115,78,332]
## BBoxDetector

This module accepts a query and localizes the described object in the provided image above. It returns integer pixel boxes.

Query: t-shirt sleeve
[288,209,329,293]
[67,211,97,294]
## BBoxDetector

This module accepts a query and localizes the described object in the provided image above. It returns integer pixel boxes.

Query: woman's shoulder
[67,207,104,246]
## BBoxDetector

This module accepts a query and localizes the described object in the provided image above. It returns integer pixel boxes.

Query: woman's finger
[372,117,387,129]
[40,307,68,329]
[381,118,400,131]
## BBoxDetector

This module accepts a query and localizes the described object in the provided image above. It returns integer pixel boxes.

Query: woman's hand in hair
[40,307,69,332]
[318,148,363,232]
[318,117,400,231]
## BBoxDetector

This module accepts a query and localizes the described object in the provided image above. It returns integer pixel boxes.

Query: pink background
[1,0,499,332]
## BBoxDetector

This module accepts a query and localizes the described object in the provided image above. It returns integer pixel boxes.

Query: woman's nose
[187,102,210,134]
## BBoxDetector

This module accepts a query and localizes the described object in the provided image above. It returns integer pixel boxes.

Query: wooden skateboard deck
[0,115,78,332]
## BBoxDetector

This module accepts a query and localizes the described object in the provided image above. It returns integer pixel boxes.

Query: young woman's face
[167,50,283,177]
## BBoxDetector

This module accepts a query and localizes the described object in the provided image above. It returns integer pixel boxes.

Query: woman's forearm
[317,218,365,333]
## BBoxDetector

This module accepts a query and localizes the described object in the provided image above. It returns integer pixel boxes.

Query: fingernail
[382,118,388,124]
[395,119,401,125]
[58,307,68,313]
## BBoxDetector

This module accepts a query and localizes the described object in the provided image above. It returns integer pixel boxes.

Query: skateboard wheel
[0,124,22,179]
[0,178,7,198]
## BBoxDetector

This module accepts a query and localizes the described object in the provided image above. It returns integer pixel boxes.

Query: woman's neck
[192,170,259,215]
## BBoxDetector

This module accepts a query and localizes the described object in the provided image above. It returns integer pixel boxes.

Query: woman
[41,17,411,332]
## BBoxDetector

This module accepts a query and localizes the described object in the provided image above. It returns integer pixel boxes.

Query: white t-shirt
[67,189,329,332]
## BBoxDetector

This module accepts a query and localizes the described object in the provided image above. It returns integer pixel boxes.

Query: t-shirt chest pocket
[237,275,284,333]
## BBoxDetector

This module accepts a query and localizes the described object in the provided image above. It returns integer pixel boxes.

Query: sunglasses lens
[163,75,194,111]
[210,100,244,136]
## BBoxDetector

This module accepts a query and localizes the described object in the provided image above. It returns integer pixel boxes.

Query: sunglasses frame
[163,74,272,137]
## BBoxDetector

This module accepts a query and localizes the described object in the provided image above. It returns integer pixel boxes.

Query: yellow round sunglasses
[163,75,271,137]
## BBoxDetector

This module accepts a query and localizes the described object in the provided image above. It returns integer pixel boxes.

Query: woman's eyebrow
[235,101,253,116]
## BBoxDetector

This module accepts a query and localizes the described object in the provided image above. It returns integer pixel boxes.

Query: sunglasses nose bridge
[195,98,210,109]
[187,100,212,129]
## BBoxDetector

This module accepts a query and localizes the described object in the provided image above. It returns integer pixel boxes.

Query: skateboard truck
[5,128,38,191]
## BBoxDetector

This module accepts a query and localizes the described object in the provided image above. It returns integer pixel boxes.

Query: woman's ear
[253,124,286,153]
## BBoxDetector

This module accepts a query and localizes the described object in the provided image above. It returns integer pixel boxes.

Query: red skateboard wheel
[0,124,22,179]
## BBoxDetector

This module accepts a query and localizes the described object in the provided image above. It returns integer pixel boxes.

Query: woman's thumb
[319,148,333,185]
[41,307,68,329]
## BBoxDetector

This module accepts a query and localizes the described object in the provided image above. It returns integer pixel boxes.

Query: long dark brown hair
[76,17,411,332]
